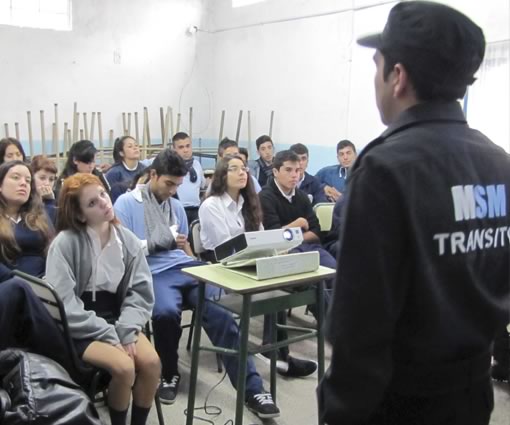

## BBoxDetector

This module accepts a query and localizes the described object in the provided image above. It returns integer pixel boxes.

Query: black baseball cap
[357,1,485,98]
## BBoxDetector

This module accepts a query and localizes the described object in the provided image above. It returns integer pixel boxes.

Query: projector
[215,228,303,267]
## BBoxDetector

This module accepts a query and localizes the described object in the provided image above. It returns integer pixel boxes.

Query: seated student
[249,135,274,188]
[55,139,110,200]
[113,149,279,418]
[0,161,54,281]
[106,136,146,203]
[30,154,58,223]
[199,155,317,377]
[46,173,160,425]
[217,138,261,193]
[172,132,207,225]
[0,137,26,165]
[289,143,327,206]
[259,150,337,373]
[315,139,357,201]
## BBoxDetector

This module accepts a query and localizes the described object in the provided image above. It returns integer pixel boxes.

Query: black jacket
[318,101,510,424]
[259,178,321,238]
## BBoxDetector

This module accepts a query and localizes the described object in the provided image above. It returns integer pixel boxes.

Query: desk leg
[316,280,325,425]
[269,312,277,401]
[234,294,252,425]
[186,280,206,425]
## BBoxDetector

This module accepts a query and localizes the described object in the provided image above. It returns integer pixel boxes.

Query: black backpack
[0,349,101,425]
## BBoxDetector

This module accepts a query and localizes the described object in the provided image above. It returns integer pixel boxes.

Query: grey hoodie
[45,225,154,346]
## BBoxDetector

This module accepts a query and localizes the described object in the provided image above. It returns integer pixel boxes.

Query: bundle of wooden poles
[2,103,275,172]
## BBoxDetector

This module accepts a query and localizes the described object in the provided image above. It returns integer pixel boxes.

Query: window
[0,0,72,31]
[232,0,266,8]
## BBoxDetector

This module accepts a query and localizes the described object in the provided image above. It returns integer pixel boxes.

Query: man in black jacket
[318,2,510,425]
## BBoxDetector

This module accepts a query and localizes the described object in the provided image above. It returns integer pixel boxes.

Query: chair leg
[154,394,165,425]
[216,354,223,373]
[186,310,196,351]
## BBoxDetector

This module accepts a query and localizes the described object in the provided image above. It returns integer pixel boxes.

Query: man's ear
[149,169,157,180]
[272,168,278,177]
[392,63,410,98]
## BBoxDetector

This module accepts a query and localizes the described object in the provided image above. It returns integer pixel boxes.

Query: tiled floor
[97,309,510,425]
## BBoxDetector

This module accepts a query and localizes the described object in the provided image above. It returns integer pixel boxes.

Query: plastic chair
[12,270,166,425]
[313,202,335,233]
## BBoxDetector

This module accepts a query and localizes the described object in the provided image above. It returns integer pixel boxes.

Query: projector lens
[283,229,293,241]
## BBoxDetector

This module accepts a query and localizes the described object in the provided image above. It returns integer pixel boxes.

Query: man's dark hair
[171,132,190,145]
[217,138,238,157]
[272,150,299,170]
[289,143,309,156]
[151,148,188,177]
[336,140,356,154]
[239,147,249,160]
[256,135,273,151]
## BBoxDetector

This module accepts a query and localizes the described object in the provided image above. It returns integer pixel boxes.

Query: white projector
[215,228,319,280]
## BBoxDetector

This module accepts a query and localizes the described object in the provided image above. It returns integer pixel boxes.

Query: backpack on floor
[0,349,101,425]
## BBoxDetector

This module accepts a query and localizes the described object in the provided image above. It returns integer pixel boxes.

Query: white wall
[0,0,202,153]
[191,0,510,171]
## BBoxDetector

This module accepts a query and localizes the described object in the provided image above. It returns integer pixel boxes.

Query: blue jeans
[151,261,264,397]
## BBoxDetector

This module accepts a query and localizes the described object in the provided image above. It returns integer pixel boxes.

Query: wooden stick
[159,107,165,146]
[75,112,80,141]
[80,129,84,139]
[189,107,193,138]
[169,107,174,138]
[40,110,46,154]
[54,104,59,167]
[134,112,140,142]
[164,106,171,148]
[219,110,225,142]
[52,123,58,164]
[72,102,78,143]
[144,107,151,145]
[15,122,20,140]
[63,122,69,169]
[83,113,89,140]
[176,113,181,133]
[235,110,243,143]
[90,112,96,141]
[98,112,104,164]
[27,111,34,158]
[127,113,132,136]
[122,112,127,136]
[269,110,275,137]
[142,108,148,160]
[67,129,72,150]
[109,130,114,147]
[4,123,9,138]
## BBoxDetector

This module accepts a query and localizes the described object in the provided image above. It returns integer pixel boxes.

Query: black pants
[184,206,199,228]
[367,378,494,425]
[0,277,81,382]
[493,325,510,369]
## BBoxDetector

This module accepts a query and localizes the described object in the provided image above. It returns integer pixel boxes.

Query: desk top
[181,264,336,294]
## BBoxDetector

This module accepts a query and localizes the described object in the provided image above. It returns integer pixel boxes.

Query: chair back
[189,219,205,259]
[313,202,335,232]
[12,270,95,386]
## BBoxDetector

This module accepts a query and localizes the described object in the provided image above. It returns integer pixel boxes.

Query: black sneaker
[158,375,180,404]
[246,392,280,419]
[277,355,317,378]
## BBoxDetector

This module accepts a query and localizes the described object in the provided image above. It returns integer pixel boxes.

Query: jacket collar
[352,101,467,172]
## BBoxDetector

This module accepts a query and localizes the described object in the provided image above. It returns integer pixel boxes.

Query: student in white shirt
[199,154,262,261]
[199,156,317,378]
[46,173,160,425]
